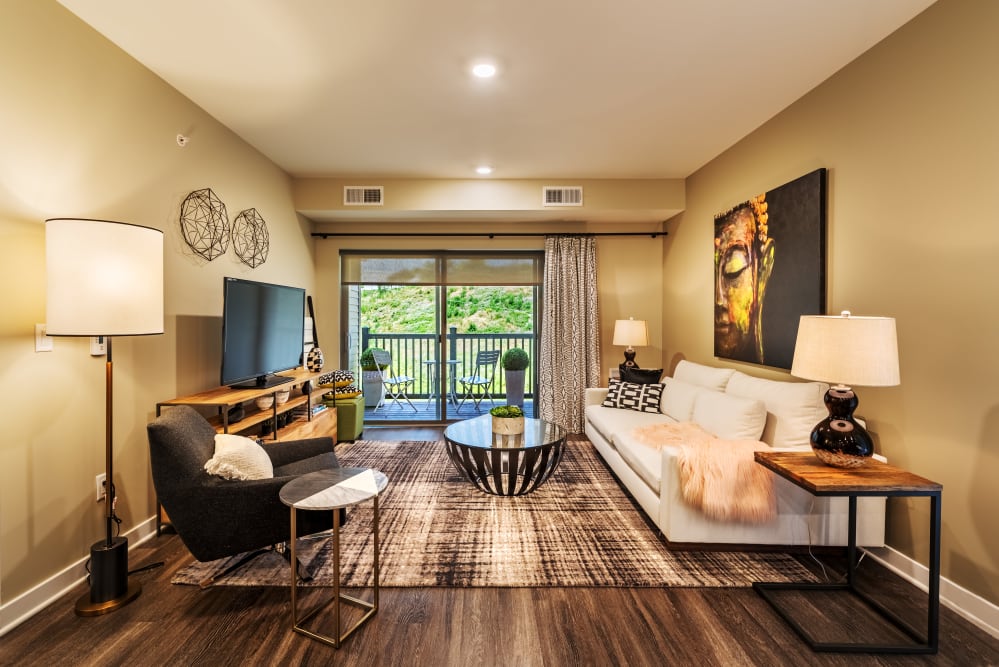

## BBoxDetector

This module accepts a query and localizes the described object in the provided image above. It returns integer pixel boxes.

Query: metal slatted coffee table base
[444,414,567,496]
[445,440,565,495]
[281,468,388,649]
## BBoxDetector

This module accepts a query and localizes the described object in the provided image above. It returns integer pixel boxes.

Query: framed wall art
[713,168,826,369]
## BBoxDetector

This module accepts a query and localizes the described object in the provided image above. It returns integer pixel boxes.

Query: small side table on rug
[753,451,942,655]
[279,467,389,649]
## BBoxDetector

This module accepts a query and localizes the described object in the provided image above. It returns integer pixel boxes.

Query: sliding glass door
[340,252,542,423]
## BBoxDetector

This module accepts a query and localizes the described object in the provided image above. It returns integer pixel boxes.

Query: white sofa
[584,360,886,547]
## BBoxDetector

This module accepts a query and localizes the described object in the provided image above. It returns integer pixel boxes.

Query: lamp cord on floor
[806,496,866,583]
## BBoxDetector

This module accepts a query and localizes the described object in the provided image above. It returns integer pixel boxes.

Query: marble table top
[279,467,388,510]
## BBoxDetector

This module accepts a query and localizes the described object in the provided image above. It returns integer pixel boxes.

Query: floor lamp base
[75,536,142,617]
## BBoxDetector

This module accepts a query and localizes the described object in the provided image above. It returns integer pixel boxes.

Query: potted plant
[360,348,386,408]
[490,405,525,435]
[501,348,530,408]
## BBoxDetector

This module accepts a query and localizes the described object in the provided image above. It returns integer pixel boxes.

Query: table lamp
[46,218,164,615]
[790,311,900,468]
[613,318,649,369]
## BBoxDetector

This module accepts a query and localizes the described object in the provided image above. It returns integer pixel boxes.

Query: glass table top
[444,414,565,450]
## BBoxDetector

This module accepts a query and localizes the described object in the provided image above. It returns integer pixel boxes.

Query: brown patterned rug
[172,438,817,588]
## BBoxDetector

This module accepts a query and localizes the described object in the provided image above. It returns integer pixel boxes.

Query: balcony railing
[360,326,535,399]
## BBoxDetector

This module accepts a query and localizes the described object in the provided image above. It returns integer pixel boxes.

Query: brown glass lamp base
[810,385,875,468]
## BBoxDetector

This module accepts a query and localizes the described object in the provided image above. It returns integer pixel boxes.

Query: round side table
[279,467,388,649]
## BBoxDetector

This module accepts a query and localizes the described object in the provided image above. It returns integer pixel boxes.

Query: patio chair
[457,349,501,413]
[371,349,417,412]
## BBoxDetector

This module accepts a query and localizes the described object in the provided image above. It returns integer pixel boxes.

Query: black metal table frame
[444,437,565,496]
[754,490,941,654]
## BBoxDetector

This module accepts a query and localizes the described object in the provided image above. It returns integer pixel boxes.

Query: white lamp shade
[790,313,900,387]
[46,218,164,336]
[613,318,649,347]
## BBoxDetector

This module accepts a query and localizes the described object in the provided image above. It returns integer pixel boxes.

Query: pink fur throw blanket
[630,422,776,523]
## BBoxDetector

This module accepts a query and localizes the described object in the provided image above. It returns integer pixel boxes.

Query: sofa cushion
[602,379,664,413]
[613,431,667,494]
[724,371,828,448]
[661,377,707,421]
[585,404,671,446]
[690,390,767,441]
[673,360,735,391]
[620,367,664,384]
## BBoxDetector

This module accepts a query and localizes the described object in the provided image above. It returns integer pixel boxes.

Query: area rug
[172,438,817,588]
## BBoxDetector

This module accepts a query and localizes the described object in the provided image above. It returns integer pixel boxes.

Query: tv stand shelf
[157,368,336,443]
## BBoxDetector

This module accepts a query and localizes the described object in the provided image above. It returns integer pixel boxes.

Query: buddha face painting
[714,195,774,364]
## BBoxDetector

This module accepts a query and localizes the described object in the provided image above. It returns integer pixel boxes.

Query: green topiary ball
[501,348,530,371]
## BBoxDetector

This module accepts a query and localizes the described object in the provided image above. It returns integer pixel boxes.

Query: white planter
[361,370,386,408]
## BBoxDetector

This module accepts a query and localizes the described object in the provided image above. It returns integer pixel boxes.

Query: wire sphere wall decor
[232,208,270,268]
[179,188,229,261]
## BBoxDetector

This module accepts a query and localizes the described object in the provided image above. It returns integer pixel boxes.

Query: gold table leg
[289,498,380,648]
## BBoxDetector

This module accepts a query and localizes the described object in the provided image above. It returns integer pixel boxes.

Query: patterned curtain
[539,235,601,432]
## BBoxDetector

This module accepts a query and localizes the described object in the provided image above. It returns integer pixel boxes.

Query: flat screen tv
[221,277,306,389]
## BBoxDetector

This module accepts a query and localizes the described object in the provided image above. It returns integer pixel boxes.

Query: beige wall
[0,1,317,602]
[664,0,998,604]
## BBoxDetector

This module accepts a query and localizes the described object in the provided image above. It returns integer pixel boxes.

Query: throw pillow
[621,366,664,384]
[317,369,356,388]
[204,433,274,480]
[601,378,664,414]
[334,384,362,398]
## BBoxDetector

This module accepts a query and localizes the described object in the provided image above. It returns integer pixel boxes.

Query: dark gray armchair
[147,405,343,583]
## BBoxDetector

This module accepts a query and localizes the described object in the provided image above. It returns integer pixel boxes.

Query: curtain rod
[312,231,666,239]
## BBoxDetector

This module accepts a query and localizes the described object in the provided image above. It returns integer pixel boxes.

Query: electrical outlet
[35,323,54,352]
[96,473,107,502]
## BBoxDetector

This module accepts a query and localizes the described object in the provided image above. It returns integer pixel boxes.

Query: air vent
[542,186,583,207]
[343,186,384,206]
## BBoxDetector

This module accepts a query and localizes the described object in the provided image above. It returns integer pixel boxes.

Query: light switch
[35,324,53,352]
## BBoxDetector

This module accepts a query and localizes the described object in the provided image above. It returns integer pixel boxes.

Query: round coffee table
[443,414,566,496]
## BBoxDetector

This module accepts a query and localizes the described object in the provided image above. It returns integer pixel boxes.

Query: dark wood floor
[5,428,997,666]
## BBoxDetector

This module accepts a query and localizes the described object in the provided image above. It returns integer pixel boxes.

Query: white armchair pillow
[204,433,274,480]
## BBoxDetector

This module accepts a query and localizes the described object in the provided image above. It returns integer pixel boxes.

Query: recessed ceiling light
[476,166,493,175]
[471,62,497,78]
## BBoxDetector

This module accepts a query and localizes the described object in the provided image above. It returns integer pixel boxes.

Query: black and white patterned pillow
[601,378,664,413]
[318,369,355,387]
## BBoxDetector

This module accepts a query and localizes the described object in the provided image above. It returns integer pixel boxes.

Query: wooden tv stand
[156,368,337,443]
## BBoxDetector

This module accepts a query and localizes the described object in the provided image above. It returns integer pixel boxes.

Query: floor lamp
[45,218,164,616]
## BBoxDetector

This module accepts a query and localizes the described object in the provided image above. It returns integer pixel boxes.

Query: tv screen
[221,277,306,389]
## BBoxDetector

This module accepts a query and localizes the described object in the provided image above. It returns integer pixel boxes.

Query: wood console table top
[754,451,941,496]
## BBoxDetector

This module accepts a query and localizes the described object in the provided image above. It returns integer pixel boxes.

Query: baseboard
[0,515,158,637]
[863,545,999,639]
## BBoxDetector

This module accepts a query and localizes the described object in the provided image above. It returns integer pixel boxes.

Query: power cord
[129,562,164,576]
[805,496,866,583]
[805,496,829,581]
[99,484,166,577]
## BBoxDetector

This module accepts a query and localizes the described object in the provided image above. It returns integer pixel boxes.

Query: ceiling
[59,1,933,184]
